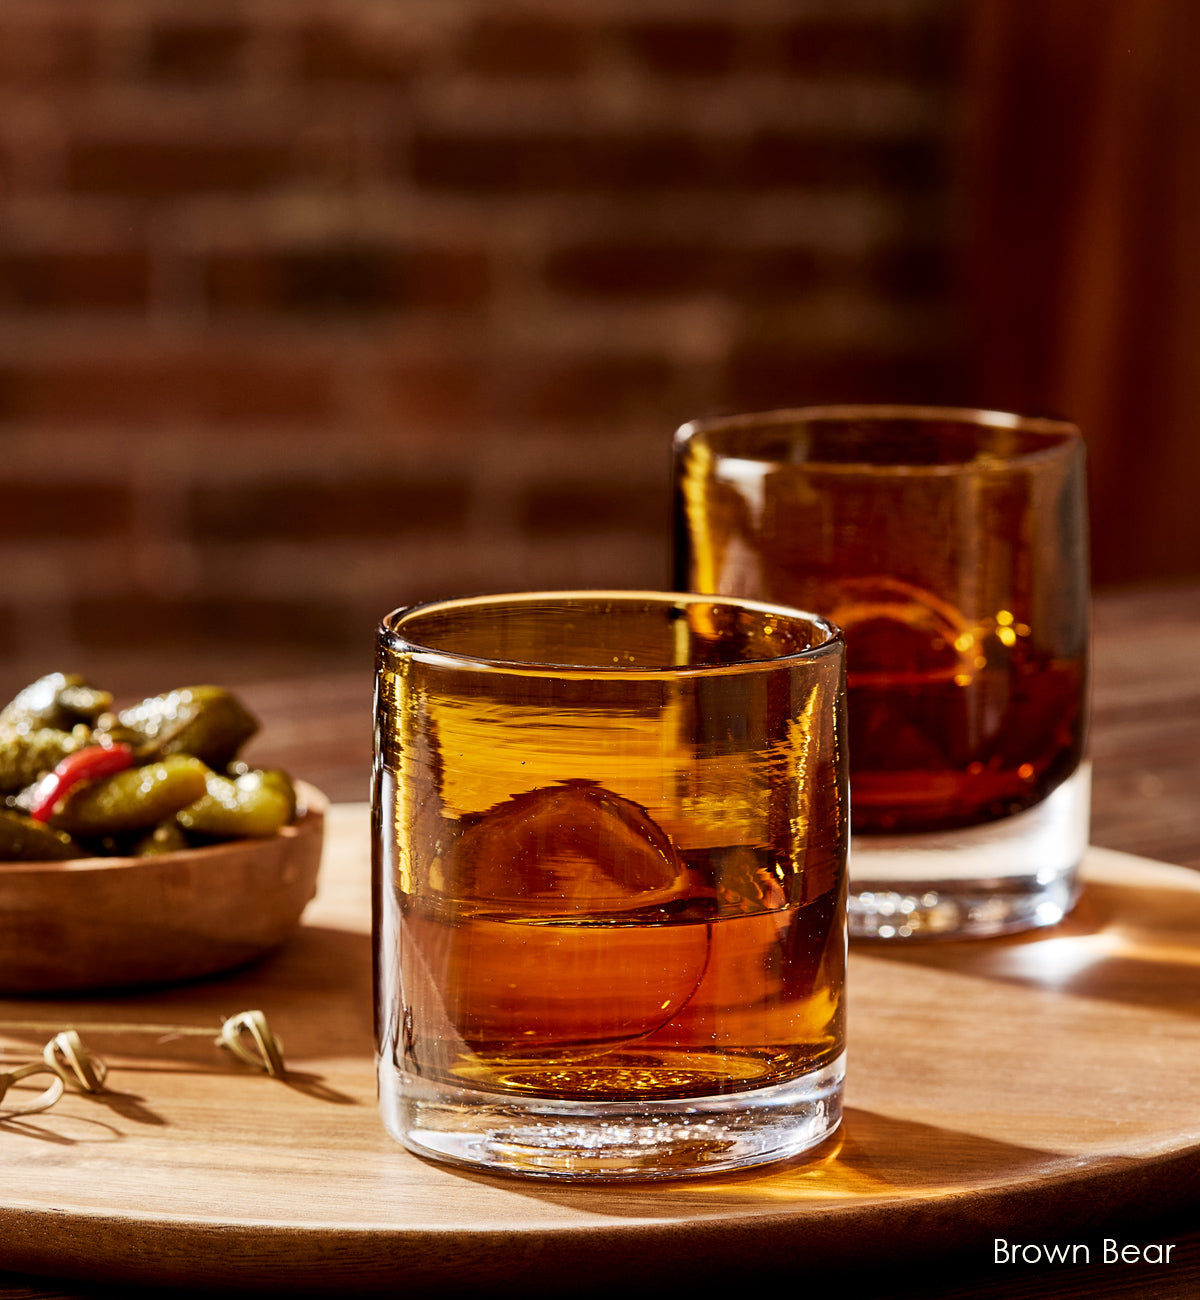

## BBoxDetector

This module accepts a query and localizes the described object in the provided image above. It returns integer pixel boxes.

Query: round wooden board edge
[3,1139,1199,1295]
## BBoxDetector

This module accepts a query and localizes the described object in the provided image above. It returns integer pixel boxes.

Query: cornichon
[131,819,191,857]
[111,686,259,768]
[49,755,212,837]
[0,725,86,794]
[0,807,84,861]
[0,673,112,732]
[177,768,297,839]
[0,674,298,860]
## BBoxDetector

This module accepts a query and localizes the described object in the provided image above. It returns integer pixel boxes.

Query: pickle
[0,673,112,731]
[50,755,211,837]
[112,686,259,768]
[132,819,191,857]
[0,725,86,794]
[1,673,297,860]
[177,768,297,839]
[91,721,144,750]
[255,768,298,823]
[0,807,84,861]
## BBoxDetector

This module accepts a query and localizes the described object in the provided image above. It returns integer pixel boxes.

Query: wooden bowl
[0,783,327,996]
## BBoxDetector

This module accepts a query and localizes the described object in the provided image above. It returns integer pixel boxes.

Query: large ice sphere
[402,782,712,1067]
[824,576,972,686]
[447,780,692,917]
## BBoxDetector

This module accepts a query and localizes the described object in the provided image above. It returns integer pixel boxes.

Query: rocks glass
[373,590,847,1179]
[675,406,1090,940]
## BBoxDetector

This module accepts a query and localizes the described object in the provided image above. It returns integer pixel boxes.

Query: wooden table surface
[0,580,1197,1298]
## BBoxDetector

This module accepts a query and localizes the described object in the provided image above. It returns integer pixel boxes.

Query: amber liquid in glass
[375,604,846,1102]
[675,421,1089,837]
[389,797,844,1100]
[840,602,1085,833]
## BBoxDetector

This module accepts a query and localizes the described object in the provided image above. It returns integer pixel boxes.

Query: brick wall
[0,0,962,689]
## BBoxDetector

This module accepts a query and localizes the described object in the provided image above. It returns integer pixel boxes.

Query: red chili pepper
[27,743,135,823]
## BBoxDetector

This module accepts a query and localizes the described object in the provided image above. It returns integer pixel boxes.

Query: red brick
[609,136,735,189]
[382,357,487,431]
[296,20,416,83]
[140,21,250,82]
[407,131,730,192]
[519,483,670,535]
[204,244,491,315]
[543,242,724,298]
[408,129,943,195]
[196,355,337,422]
[0,250,150,311]
[621,22,740,77]
[188,479,470,541]
[0,20,98,86]
[780,18,955,81]
[733,247,828,301]
[744,133,945,190]
[862,243,949,301]
[458,17,589,78]
[0,353,336,424]
[513,354,680,424]
[67,138,297,198]
[0,482,134,537]
[71,594,358,651]
[543,241,832,303]
[722,347,964,410]
[408,132,597,191]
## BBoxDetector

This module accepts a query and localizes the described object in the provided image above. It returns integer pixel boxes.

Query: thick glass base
[848,764,1091,940]
[380,1052,845,1181]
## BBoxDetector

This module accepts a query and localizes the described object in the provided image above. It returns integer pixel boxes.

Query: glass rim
[674,404,1082,475]
[378,589,844,678]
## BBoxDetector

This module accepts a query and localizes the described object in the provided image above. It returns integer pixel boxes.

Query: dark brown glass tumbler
[675,406,1090,940]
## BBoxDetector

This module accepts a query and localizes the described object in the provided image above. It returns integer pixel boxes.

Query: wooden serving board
[1,806,1198,1295]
